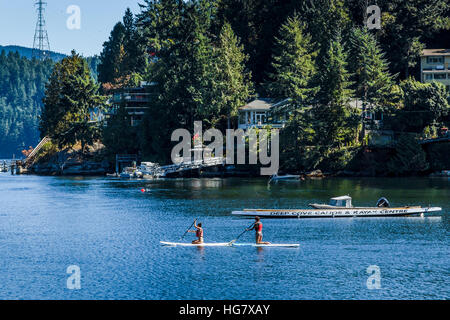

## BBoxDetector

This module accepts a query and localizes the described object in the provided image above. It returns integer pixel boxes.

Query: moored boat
[269,173,301,182]
[232,196,442,218]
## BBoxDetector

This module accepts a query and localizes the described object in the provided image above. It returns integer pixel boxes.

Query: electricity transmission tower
[32,0,51,60]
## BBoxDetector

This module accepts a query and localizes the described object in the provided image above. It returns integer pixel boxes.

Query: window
[425,74,433,80]
[434,73,447,80]
[255,112,266,124]
[427,56,444,63]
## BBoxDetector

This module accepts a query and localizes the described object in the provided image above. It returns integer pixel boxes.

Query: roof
[421,49,450,57]
[331,196,352,200]
[239,98,277,111]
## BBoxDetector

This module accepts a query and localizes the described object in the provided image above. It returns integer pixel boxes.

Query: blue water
[0,174,448,300]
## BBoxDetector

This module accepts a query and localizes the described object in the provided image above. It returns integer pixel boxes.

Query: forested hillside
[0,49,100,158]
[0,45,67,62]
[0,51,54,158]
[91,0,449,175]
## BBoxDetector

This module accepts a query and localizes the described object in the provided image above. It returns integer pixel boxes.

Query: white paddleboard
[160,241,232,247]
[232,243,300,248]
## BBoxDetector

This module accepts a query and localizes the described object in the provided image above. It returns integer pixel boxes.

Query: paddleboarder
[187,220,204,244]
[247,216,270,245]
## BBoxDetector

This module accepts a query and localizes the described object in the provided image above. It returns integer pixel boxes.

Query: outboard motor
[376,197,390,208]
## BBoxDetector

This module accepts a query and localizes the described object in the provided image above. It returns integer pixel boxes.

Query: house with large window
[420,49,450,92]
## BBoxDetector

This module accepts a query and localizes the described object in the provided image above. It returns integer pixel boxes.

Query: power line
[32,0,51,60]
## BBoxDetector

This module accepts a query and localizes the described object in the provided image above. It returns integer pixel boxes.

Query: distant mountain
[0,45,67,62]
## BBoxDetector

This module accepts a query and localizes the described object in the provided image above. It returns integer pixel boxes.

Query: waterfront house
[238,98,291,130]
[420,49,450,93]
[107,81,156,127]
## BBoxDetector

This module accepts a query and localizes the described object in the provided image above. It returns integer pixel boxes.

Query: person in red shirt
[188,220,204,244]
[247,216,270,244]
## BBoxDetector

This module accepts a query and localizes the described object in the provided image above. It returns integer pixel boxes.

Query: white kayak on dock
[160,241,231,247]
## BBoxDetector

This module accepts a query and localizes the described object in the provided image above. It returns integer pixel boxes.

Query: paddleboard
[160,241,231,247]
[232,243,300,248]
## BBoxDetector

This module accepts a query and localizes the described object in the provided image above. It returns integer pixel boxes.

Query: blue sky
[0,0,143,57]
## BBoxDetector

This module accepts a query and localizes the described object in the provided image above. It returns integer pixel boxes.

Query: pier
[135,157,226,178]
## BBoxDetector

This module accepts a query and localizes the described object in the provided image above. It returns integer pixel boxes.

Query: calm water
[0,174,448,300]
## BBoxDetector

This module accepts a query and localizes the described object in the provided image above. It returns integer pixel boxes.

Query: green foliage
[135,0,254,161]
[314,34,357,149]
[386,134,429,175]
[348,27,398,112]
[33,140,58,163]
[301,0,351,57]
[102,104,139,156]
[378,0,450,78]
[392,79,449,133]
[425,142,450,172]
[266,13,318,105]
[210,22,254,128]
[98,8,148,86]
[136,0,215,161]
[0,50,54,158]
[40,51,106,153]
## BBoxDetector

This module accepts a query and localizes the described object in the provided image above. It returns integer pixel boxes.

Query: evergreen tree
[301,0,351,58]
[314,34,356,148]
[98,22,127,84]
[98,8,148,86]
[211,22,253,128]
[348,27,398,113]
[266,13,318,105]
[40,51,106,153]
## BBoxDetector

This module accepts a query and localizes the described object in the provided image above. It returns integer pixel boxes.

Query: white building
[238,98,291,130]
[420,49,450,93]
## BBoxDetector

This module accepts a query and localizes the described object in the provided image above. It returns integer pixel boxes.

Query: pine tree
[40,51,106,153]
[98,22,127,84]
[314,33,355,148]
[301,0,351,58]
[348,27,399,117]
[98,8,147,86]
[266,13,318,105]
[211,22,253,128]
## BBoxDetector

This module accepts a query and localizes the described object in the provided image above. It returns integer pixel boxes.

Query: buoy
[141,189,146,193]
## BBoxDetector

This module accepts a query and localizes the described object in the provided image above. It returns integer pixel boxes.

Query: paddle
[180,218,197,241]
[228,222,255,245]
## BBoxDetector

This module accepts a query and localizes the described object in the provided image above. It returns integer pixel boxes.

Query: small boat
[160,241,232,247]
[119,167,143,179]
[232,196,442,218]
[269,174,301,182]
